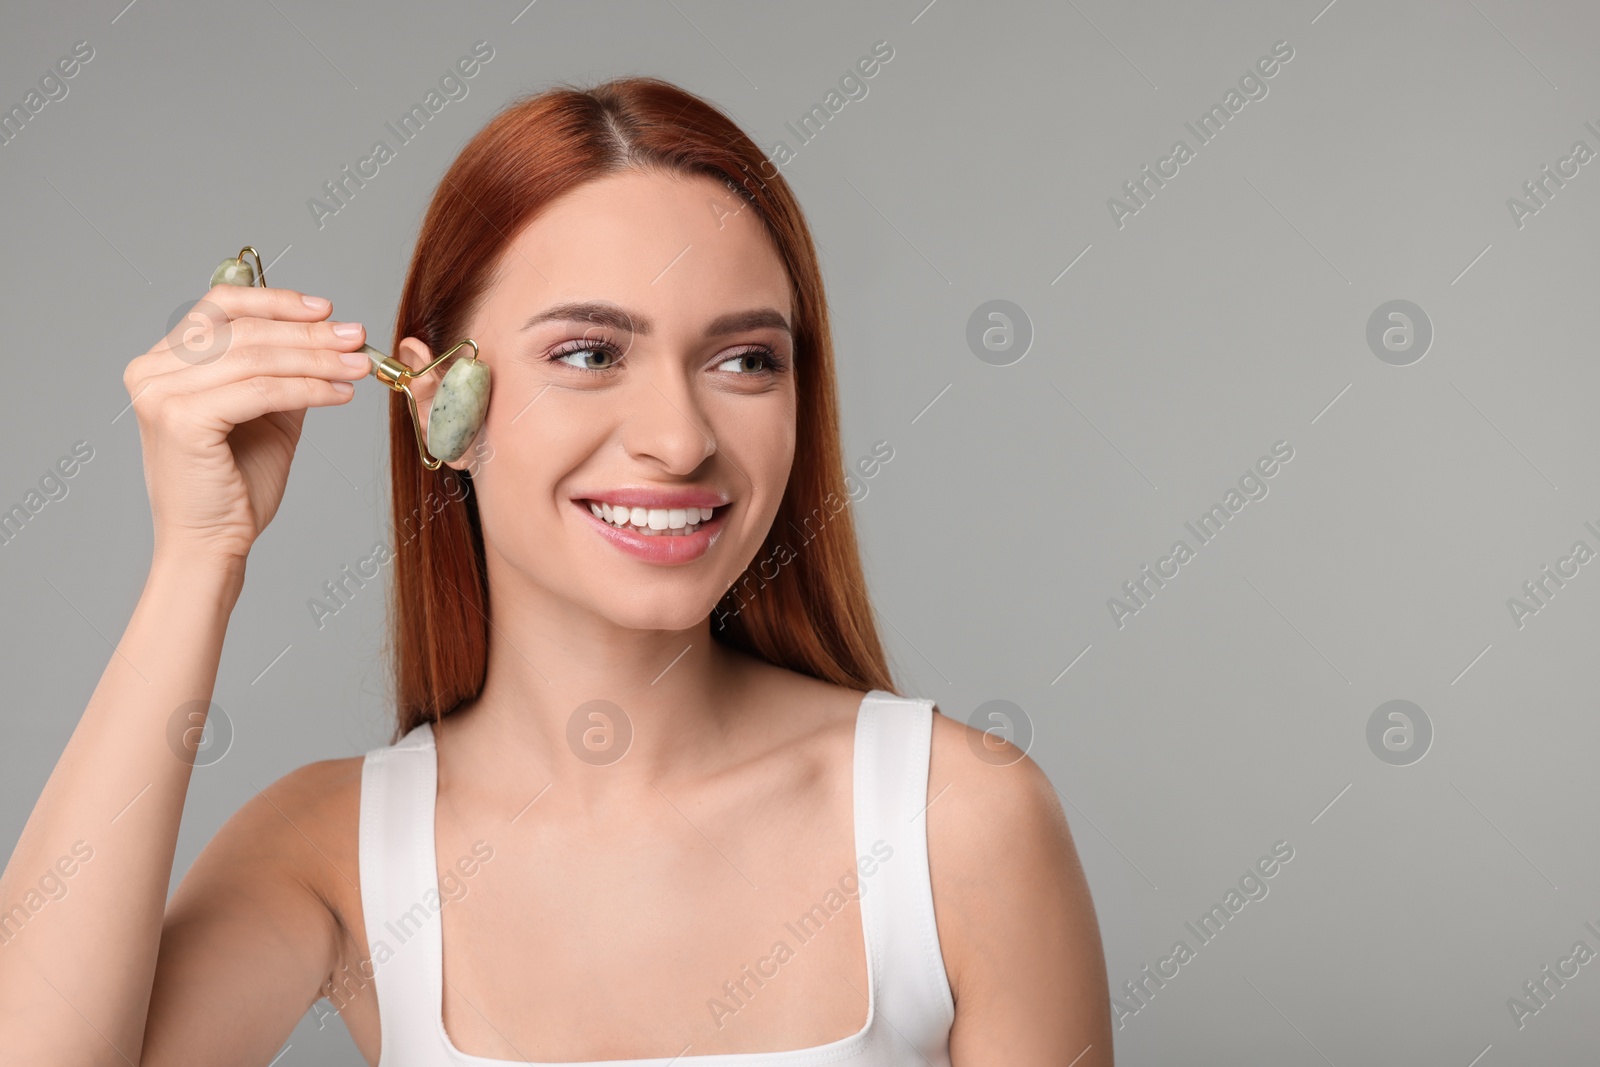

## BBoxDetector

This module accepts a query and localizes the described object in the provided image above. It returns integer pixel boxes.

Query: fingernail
[341,351,370,369]
[331,321,363,338]
[331,380,354,395]
[303,295,331,310]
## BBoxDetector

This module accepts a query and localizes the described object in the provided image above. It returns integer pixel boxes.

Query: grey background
[3,0,1597,1063]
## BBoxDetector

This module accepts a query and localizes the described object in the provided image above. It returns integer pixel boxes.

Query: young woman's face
[409,169,798,630]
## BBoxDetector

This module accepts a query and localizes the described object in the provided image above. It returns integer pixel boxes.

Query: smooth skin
[0,169,1112,1066]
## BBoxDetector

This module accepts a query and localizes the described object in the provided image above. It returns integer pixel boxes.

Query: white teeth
[587,501,720,534]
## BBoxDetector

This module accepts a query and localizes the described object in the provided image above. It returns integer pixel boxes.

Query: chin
[560,579,724,632]
[600,600,719,633]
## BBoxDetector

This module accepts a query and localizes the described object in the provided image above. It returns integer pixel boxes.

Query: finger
[143,287,342,376]
[224,316,367,355]
[138,344,372,399]
[204,284,334,324]
[161,314,369,374]
[176,374,356,430]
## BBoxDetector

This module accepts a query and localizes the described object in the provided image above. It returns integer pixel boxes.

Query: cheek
[473,396,597,546]
[747,409,796,474]
[714,392,796,504]
[736,417,796,563]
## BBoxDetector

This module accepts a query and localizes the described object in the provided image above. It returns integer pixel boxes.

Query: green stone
[210,257,255,288]
[426,357,490,463]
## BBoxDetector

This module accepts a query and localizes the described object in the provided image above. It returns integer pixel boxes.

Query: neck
[435,566,758,804]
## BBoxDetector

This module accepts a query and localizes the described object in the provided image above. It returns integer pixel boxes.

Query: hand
[122,285,370,568]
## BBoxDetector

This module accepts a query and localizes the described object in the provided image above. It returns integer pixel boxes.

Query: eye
[714,346,785,374]
[547,338,624,373]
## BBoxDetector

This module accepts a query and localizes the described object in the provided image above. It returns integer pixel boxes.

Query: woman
[0,77,1112,1065]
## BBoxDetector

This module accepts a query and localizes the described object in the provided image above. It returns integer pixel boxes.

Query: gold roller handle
[208,245,480,471]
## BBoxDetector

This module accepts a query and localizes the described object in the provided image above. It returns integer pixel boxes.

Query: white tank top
[357,688,956,1066]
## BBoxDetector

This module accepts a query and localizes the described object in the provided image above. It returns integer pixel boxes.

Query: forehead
[487,168,792,322]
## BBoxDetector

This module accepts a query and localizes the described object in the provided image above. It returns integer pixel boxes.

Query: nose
[619,366,716,474]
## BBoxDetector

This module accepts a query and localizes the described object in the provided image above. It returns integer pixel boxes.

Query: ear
[395,336,477,472]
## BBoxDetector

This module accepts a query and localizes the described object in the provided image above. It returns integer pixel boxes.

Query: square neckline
[413,688,885,1066]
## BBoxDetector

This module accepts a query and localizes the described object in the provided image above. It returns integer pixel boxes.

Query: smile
[587,501,718,536]
[572,496,731,564]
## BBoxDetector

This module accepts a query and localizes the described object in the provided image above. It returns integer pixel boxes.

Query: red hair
[383,77,896,740]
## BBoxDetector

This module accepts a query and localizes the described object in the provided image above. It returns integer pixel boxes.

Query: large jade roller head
[209,246,489,471]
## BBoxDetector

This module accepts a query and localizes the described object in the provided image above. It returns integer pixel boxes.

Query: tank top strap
[358,721,449,1064]
[854,691,957,1063]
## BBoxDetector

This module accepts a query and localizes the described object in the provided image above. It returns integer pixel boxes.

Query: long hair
[383,77,896,741]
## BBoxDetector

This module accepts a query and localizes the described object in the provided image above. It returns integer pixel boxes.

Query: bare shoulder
[260,755,365,836]
[924,707,1073,916]
[923,707,1114,1064]
[186,755,365,898]
[161,754,367,947]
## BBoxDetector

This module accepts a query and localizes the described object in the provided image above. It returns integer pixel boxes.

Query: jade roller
[209,246,490,471]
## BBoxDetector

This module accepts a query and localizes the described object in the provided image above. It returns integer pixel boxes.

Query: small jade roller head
[424,355,491,465]
[209,249,263,290]
[209,256,258,288]
[206,246,489,470]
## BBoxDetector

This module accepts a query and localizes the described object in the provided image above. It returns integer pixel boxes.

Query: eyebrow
[520,301,791,337]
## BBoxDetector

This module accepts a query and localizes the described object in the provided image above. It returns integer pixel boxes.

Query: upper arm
[140,758,359,1066]
[926,711,1113,1067]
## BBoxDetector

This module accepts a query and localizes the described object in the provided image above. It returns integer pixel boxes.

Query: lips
[573,498,729,564]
